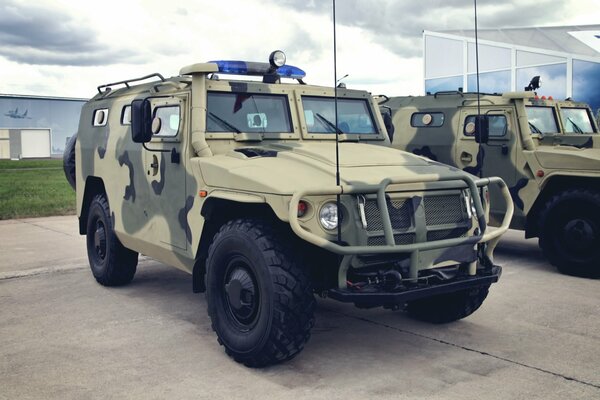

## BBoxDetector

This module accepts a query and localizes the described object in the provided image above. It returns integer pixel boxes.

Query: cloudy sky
[1,0,599,99]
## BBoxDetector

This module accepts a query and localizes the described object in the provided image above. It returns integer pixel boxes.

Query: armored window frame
[92,108,108,127]
[463,114,507,138]
[300,96,378,136]
[121,105,131,125]
[151,105,181,138]
[410,112,445,127]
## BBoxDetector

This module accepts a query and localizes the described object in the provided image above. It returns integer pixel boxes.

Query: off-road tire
[86,194,138,286]
[206,219,315,367]
[406,284,490,323]
[539,189,600,278]
[63,133,77,190]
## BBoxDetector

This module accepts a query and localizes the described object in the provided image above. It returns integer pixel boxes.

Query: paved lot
[1,216,599,399]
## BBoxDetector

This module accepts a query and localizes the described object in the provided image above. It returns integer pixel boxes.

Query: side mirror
[131,99,153,143]
[383,112,395,143]
[474,115,490,144]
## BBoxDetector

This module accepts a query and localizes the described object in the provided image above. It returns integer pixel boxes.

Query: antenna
[333,0,342,243]
[474,0,483,178]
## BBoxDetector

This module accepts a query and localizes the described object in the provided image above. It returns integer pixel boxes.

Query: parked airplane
[4,108,31,119]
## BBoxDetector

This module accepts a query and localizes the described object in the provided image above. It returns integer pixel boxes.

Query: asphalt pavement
[1,216,599,400]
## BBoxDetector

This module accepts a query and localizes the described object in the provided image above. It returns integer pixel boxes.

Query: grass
[0,159,76,220]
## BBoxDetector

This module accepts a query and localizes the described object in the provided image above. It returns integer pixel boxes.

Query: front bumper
[327,265,501,308]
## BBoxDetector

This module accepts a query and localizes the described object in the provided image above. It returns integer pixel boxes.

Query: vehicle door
[142,95,188,251]
[456,107,518,224]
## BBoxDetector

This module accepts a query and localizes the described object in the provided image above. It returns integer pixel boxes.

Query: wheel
[206,219,315,367]
[86,194,138,286]
[406,285,490,324]
[539,189,600,278]
[63,133,77,190]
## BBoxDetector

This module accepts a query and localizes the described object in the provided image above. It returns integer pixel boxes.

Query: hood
[198,142,465,194]
[534,146,600,171]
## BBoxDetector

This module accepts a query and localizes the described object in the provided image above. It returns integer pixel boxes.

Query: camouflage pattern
[75,59,512,295]
[381,91,600,237]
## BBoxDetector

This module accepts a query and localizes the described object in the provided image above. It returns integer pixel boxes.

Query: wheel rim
[93,219,107,261]
[557,216,599,261]
[223,258,260,328]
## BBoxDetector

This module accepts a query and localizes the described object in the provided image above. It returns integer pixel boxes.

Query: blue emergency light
[209,51,306,80]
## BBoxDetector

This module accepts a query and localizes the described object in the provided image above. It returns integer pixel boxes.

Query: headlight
[319,202,338,230]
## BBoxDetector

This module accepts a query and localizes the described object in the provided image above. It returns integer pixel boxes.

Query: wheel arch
[79,176,107,235]
[192,197,281,293]
[525,175,600,238]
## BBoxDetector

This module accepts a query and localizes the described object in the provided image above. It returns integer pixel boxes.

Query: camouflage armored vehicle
[67,51,513,367]
[381,91,600,278]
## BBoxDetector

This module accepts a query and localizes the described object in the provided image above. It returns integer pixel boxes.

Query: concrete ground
[0,216,599,400]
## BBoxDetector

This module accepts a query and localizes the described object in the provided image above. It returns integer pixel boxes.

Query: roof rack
[97,73,166,94]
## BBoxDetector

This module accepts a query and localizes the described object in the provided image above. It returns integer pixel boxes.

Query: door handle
[460,152,473,163]
[149,154,159,176]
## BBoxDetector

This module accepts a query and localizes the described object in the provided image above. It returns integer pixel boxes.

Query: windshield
[525,106,559,134]
[206,92,292,133]
[301,96,377,135]
[560,107,596,134]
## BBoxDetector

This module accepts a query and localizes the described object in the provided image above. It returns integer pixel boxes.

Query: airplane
[4,107,31,119]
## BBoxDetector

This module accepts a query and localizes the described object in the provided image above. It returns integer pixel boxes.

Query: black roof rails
[97,73,166,94]
[433,90,464,98]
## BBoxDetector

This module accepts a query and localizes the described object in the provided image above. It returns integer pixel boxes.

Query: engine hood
[534,146,600,171]
[198,142,467,194]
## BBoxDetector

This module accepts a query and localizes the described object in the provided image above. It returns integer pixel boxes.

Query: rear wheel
[539,189,600,278]
[406,285,490,323]
[206,219,315,367]
[86,194,138,286]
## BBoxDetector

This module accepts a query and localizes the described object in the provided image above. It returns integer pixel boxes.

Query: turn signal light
[297,201,308,217]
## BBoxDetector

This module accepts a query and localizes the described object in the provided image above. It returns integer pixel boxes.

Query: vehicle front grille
[363,192,472,246]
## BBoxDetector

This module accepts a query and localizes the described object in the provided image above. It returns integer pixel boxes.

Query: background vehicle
[66,51,512,367]
[381,90,600,278]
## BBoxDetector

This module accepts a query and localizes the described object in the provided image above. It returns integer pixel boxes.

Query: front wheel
[206,219,315,367]
[539,189,600,278]
[406,285,490,324]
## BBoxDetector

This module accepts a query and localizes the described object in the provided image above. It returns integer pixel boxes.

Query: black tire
[86,194,138,286]
[406,285,490,324]
[206,219,315,367]
[63,133,77,190]
[539,189,600,278]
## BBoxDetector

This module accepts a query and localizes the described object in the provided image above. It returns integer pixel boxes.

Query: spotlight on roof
[525,76,542,92]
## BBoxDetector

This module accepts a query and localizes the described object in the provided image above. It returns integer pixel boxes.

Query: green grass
[0,159,76,220]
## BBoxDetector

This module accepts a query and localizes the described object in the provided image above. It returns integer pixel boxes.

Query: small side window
[93,109,108,127]
[464,115,507,137]
[410,112,444,127]
[152,105,180,137]
[121,105,131,125]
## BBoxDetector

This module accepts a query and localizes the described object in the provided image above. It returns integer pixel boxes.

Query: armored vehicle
[68,51,512,367]
[381,91,600,278]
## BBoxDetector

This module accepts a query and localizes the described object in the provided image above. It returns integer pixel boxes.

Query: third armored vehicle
[68,51,512,366]
[381,90,599,278]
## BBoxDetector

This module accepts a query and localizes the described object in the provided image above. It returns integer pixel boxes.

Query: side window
[93,109,108,127]
[152,105,180,137]
[464,115,507,137]
[410,112,444,127]
[121,105,131,125]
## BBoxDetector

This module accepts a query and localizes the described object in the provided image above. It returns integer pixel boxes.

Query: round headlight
[319,202,338,231]
[269,50,286,68]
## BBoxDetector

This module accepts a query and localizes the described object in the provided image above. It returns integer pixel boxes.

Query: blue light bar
[208,60,306,80]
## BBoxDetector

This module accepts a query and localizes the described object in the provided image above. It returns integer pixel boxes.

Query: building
[0,94,86,159]
[423,25,600,113]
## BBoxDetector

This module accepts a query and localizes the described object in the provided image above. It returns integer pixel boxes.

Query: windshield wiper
[315,113,343,134]
[567,117,584,134]
[208,112,241,133]
[528,121,542,134]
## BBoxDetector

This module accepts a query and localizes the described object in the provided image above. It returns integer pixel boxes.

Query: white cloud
[0,0,597,98]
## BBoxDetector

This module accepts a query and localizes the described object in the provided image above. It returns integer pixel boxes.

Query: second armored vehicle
[381,90,599,278]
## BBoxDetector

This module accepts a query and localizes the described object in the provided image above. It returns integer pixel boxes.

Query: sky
[1,0,599,99]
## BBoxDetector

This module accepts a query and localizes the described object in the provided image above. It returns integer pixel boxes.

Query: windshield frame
[298,94,385,140]
[558,106,598,134]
